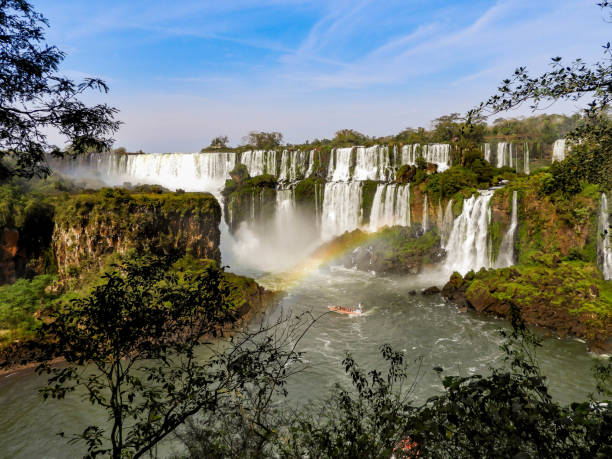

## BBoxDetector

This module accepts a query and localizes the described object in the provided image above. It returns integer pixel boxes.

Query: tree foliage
[469,1,612,194]
[0,0,120,179]
[332,129,368,146]
[36,254,295,458]
[242,131,283,149]
[206,135,229,150]
[179,312,612,458]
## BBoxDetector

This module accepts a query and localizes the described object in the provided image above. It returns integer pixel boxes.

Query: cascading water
[495,191,518,268]
[483,143,491,164]
[321,181,362,239]
[598,193,612,280]
[57,152,238,191]
[305,149,317,178]
[524,143,530,175]
[353,146,392,181]
[441,200,454,246]
[276,189,296,231]
[552,139,566,162]
[278,150,290,181]
[444,190,493,274]
[496,142,511,168]
[369,184,410,231]
[278,149,311,182]
[400,144,450,172]
[240,150,267,176]
[327,148,354,181]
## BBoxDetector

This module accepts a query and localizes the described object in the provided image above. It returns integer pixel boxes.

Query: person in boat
[356,303,364,313]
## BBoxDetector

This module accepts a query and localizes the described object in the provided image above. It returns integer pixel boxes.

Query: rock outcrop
[313,226,446,275]
[442,258,612,353]
[0,229,21,284]
[52,188,222,280]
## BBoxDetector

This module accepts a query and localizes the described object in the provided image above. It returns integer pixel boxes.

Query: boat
[327,303,364,316]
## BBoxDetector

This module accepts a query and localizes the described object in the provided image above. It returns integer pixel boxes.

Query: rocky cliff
[0,185,55,285]
[53,188,221,280]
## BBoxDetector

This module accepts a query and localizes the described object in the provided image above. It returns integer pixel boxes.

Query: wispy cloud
[34,0,612,149]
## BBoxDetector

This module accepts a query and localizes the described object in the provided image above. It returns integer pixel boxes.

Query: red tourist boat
[327,303,365,316]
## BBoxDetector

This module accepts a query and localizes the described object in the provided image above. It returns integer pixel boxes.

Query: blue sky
[34,0,610,151]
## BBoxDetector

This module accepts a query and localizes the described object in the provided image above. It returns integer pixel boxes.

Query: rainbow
[259,229,387,291]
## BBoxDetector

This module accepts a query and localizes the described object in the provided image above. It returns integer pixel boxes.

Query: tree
[332,128,368,146]
[242,131,283,149]
[36,254,306,458]
[206,135,229,150]
[0,0,120,179]
[178,306,612,458]
[394,127,430,144]
[431,113,463,142]
[467,2,612,192]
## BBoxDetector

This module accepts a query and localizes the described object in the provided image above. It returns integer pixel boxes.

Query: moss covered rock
[313,225,446,275]
[53,188,221,281]
[222,174,277,233]
[442,255,612,352]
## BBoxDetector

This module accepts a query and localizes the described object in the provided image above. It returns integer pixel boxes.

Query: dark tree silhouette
[37,254,309,458]
[0,0,120,179]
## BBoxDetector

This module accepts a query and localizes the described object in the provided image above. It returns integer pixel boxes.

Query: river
[0,257,600,458]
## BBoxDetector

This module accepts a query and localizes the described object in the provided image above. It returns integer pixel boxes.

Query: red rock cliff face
[52,191,222,280]
[0,229,22,284]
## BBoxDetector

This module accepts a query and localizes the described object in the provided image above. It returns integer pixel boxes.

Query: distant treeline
[105,113,588,154]
[195,113,585,153]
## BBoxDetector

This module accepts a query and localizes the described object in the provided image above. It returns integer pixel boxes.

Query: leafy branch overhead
[0,0,120,179]
[470,2,611,119]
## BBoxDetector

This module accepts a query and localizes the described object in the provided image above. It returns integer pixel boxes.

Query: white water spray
[321,182,362,239]
[327,148,354,181]
[369,184,411,231]
[598,193,612,280]
[495,191,518,268]
[444,191,493,274]
[552,139,566,162]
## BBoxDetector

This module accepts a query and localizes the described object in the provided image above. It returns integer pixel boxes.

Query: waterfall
[483,143,491,163]
[496,142,511,168]
[509,143,513,168]
[353,146,391,181]
[321,181,362,239]
[444,190,493,274]
[240,150,266,176]
[400,144,450,171]
[327,147,354,181]
[276,189,296,231]
[305,149,316,178]
[369,184,411,231]
[250,191,255,222]
[524,143,530,175]
[278,150,290,181]
[441,200,454,246]
[266,150,278,176]
[552,139,566,162]
[495,191,518,268]
[314,181,321,229]
[422,194,429,231]
[598,193,612,280]
[56,152,238,191]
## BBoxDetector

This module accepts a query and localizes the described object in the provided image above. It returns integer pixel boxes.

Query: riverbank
[441,255,612,353]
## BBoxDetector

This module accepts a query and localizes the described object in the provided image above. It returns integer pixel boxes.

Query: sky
[33,0,611,152]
